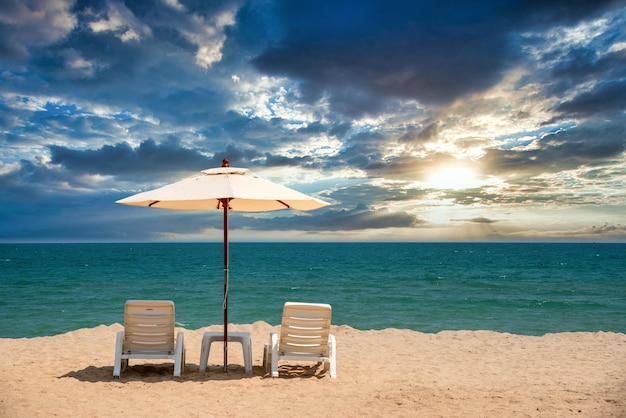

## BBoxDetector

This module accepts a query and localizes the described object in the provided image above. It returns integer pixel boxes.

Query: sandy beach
[1,322,624,417]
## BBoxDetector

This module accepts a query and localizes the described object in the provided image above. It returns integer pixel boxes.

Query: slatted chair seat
[113,300,185,378]
[265,302,336,378]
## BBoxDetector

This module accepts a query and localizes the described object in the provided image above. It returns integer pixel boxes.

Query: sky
[1,0,625,243]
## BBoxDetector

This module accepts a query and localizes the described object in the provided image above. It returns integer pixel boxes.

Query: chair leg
[329,334,337,378]
[173,332,185,377]
[199,334,210,372]
[113,331,124,378]
[270,333,279,377]
[244,338,252,375]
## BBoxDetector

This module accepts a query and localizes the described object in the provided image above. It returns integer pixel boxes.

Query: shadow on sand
[59,363,329,382]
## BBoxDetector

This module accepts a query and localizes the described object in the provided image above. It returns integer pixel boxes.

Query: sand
[1,322,624,417]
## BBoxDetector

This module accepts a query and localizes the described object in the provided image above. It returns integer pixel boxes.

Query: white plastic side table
[199,331,252,374]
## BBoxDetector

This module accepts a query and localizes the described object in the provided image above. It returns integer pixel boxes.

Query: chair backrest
[279,302,332,356]
[123,300,176,353]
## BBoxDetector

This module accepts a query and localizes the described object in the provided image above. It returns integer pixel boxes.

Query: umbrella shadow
[58,363,263,383]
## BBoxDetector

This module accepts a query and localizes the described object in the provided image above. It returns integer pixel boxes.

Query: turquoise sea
[1,242,624,338]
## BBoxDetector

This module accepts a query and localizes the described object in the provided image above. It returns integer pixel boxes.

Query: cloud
[48,138,214,177]
[481,120,626,177]
[252,0,619,113]
[583,222,626,235]
[0,0,76,59]
[1,0,241,131]
[1,0,625,242]
[451,217,499,224]
[555,79,626,118]
[310,204,418,230]
[239,203,418,231]
[87,0,152,42]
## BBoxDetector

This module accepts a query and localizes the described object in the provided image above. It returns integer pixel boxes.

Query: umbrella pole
[223,198,229,372]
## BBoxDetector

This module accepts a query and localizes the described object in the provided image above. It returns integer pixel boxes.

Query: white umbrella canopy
[116,166,329,211]
[116,160,330,372]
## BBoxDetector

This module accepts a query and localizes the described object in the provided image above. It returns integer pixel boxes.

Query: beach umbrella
[116,159,330,372]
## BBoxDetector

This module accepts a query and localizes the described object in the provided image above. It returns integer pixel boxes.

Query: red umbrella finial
[222,159,230,167]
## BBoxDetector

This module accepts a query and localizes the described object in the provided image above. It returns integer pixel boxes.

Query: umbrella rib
[277,200,290,208]
[148,201,160,207]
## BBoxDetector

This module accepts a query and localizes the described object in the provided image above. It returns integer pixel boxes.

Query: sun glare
[426,165,481,190]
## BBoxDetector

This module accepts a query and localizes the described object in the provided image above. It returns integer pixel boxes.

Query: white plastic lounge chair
[113,300,185,378]
[265,302,336,378]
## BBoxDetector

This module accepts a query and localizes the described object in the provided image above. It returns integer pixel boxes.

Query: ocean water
[0,242,624,338]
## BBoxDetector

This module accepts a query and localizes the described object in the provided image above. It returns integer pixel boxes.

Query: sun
[425,165,481,190]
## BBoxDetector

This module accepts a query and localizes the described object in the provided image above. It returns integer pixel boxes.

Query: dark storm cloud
[42,136,317,185]
[538,122,625,162]
[325,183,428,209]
[326,89,392,119]
[19,110,135,145]
[552,46,626,81]
[48,138,213,176]
[309,204,418,231]
[0,0,76,60]
[555,79,626,118]
[482,121,626,176]
[0,160,71,203]
[252,0,619,110]
[333,140,384,172]
[411,122,440,142]
[325,129,449,179]
[237,203,418,231]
